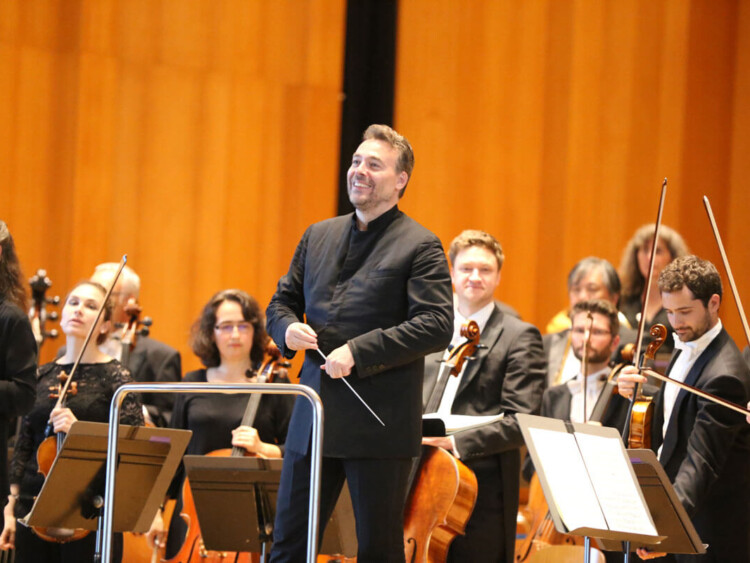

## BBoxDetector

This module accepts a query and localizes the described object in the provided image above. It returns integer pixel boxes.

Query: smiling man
[618,255,750,562]
[266,124,453,562]
[421,229,545,562]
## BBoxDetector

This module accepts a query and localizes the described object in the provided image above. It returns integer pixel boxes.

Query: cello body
[403,446,478,563]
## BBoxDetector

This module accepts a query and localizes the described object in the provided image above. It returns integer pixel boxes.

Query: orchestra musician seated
[540,299,630,429]
[422,230,546,563]
[146,289,293,558]
[0,280,144,562]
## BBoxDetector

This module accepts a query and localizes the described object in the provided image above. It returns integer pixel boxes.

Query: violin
[164,343,288,563]
[627,325,667,449]
[28,269,60,348]
[402,321,479,563]
[33,257,127,543]
[118,298,152,370]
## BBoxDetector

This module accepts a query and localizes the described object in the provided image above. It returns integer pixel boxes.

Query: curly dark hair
[190,289,268,368]
[658,255,722,307]
[0,220,28,310]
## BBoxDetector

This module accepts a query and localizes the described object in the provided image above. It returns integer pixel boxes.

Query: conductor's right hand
[285,322,318,351]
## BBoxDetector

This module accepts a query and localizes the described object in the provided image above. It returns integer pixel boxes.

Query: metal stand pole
[98,382,323,563]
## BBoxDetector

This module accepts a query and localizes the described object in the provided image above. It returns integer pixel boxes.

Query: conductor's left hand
[323,344,354,379]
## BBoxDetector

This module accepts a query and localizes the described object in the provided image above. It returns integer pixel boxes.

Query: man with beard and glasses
[541,299,629,428]
[618,255,750,562]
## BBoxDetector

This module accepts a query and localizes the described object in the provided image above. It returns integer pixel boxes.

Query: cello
[402,321,479,563]
[163,343,287,563]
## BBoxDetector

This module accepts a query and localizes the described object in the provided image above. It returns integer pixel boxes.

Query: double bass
[402,321,479,563]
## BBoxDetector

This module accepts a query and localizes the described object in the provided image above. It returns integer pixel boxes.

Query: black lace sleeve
[109,362,145,427]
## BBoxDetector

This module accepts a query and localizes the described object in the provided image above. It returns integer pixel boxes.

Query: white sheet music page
[574,432,657,536]
[528,427,607,532]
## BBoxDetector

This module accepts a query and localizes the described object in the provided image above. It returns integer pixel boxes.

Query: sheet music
[422,412,504,434]
[574,432,658,537]
[528,427,607,532]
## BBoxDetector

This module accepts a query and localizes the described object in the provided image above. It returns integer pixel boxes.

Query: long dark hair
[0,221,28,310]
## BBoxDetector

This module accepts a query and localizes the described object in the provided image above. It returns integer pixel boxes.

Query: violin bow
[703,196,750,348]
[621,178,667,440]
[581,311,594,424]
[53,255,128,410]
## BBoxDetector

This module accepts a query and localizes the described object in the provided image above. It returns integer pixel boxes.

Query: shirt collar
[350,204,400,233]
[453,299,495,337]
[672,319,722,362]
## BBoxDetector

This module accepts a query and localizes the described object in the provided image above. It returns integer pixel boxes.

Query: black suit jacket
[422,305,546,563]
[651,328,750,562]
[267,206,454,458]
[127,336,182,425]
[540,376,629,430]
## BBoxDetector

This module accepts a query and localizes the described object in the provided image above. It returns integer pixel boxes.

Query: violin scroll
[28,269,60,347]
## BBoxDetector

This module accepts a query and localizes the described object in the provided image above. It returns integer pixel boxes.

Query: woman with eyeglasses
[147,289,293,557]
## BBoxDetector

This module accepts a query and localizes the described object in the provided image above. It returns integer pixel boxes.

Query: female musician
[618,224,688,363]
[0,280,144,562]
[0,221,37,509]
[147,289,293,557]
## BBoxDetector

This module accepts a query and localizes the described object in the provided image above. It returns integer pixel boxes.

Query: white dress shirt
[659,319,722,456]
[567,366,610,423]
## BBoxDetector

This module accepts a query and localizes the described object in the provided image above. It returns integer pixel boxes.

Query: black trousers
[269,450,412,563]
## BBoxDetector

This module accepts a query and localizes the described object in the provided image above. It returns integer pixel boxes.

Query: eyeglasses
[571,327,611,337]
[214,322,253,335]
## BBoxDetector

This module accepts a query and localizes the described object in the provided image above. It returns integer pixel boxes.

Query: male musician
[544,257,633,387]
[422,229,546,563]
[540,299,629,428]
[618,256,750,562]
[266,124,453,562]
[90,263,182,426]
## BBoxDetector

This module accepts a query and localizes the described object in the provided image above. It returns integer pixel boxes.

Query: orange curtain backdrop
[0,0,346,370]
[395,0,750,346]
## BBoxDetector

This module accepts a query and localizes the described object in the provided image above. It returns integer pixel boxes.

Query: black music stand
[598,449,706,556]
[518,414,674,562]
[23,421,192,534]
[183,455,284,559]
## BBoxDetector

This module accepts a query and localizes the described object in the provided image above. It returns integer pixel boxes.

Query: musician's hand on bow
[746,401,750,424]
[636,547,667,560]
[617,365,648,399]
[49,407,78,434]
[145,507,166,550]
[324,344,354,379]
[285,322,318,351]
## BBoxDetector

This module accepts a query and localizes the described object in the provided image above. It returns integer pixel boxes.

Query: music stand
[598,449,706,556]
[183,455,283,556]
[518,414,666,562]
[23,421,191,534]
